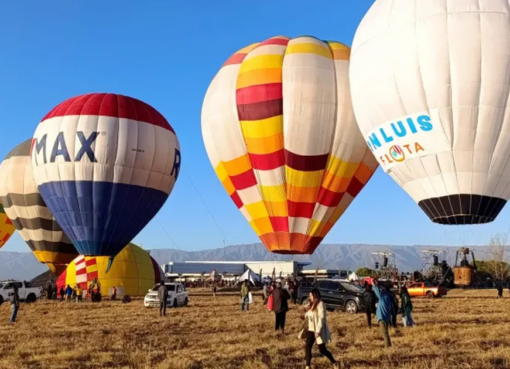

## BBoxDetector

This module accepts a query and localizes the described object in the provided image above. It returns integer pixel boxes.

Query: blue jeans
[10,305,18,323]
[402,311,415,327]
[241,296,249,311]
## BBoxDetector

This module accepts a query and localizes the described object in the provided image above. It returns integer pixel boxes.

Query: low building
[300,268,350,280]
[162,261,311,281]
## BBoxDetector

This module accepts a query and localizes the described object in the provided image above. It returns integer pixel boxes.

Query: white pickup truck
[144,283,189,308]
[0,280,42,305]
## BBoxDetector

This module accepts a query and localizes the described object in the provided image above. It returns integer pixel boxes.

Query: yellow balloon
[0,198,15,250]
[56,243,164,297]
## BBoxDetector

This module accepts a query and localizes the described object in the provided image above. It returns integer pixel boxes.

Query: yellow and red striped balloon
[202,36,378,254]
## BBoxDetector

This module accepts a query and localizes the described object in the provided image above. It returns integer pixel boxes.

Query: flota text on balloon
[364,113,434,170]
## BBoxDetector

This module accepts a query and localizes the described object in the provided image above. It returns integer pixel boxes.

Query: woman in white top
[304,289,338,369]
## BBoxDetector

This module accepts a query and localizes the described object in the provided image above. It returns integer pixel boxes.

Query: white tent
[237,268,261,286]
[348,272,361,282]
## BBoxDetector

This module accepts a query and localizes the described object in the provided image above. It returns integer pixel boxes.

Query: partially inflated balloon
[31,93,180,258]
[0,139,78,272]
[56,243,164,297]
[202,36,378,254]
[0,198,15,250]
[350,0,510,225]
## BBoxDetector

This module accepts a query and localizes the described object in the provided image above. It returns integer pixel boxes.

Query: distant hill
[2,243,508,281]
[0,252,49,281]
[149,243,505,273]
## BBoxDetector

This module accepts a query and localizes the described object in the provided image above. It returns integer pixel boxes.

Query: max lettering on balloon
[31,131,99,165]
[364,112,433,171]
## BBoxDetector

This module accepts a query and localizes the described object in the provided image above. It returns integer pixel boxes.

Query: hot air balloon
[31,93,181,270]
[350,0,510,225]
[0,198,15,250]
[56,243,165,298]
[0,139,78,274]
[202,36,378,254]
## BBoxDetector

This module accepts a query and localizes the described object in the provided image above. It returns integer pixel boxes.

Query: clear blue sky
[1,0,508,254]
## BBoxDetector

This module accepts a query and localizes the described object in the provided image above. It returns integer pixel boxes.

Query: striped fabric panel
[75,256,88,284]
[86,258,99,281]
[237,36,290,250]
[282,37,336,252]
[202,42,271,237]
[307,41,377,244]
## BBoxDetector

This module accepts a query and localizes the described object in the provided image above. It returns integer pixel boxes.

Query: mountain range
[2,243,508,281]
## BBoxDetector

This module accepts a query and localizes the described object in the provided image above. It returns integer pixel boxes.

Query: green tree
[355,267,377,277]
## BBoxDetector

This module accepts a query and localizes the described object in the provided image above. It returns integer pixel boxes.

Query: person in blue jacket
[65,284,73,302]
[372,280,393,347]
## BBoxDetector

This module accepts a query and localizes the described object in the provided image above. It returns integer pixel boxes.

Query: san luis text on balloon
[366,114,433,152]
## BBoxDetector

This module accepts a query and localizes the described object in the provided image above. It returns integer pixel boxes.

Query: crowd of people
[236,277,418,368]
[43,280,117,304]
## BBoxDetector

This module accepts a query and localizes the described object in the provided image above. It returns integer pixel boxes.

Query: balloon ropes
[350,0,510,248]
[202,35,378,255]
[30,93,181,272]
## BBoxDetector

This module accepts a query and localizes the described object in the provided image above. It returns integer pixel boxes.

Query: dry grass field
[0,289,509,369]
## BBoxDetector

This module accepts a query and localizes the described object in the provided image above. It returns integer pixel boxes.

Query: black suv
[297,279,365,314]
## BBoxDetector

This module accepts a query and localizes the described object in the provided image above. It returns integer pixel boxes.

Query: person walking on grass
[9,286,20,324]
[158,281,168,317]
[272,281,290,336]
[497,285,503,298]
[241,279,251,311]
[363,283,377,328]
[400,286,415,327]
[304,289,339,369]
[372,281,393,348]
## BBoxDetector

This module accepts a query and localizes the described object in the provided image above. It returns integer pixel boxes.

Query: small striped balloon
[31,93,180,258]
[0,139,78,269]
[202,36,378,254]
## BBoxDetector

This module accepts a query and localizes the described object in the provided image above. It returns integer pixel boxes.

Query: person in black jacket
[363,283,377,328]
[272,281,290,336]
[497,285,503,298]
[157,281,169,317]
[389,289,399,328]
[9,286,20,324]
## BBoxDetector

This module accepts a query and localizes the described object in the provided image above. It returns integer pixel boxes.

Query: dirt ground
[0,289,509,369]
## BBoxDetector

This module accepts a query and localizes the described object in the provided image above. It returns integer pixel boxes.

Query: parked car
[0,280,42,305]
[407,281,447,298]
[297,279,365,314]
[144,283,189,308]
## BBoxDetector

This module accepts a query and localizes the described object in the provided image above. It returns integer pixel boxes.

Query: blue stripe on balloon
[38,181,169,257]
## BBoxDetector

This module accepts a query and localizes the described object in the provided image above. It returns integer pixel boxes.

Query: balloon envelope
[0,139,78,269]
[0,198,15,250]
[56,243,164,297]
[31,93,180,257]
[350,0,510,225]
[202,36,378,254]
